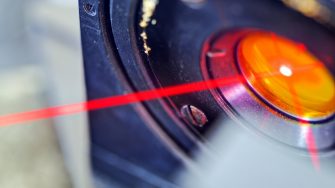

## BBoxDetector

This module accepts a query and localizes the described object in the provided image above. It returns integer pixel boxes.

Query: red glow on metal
[306,127,320,170]
[288,76,320,170]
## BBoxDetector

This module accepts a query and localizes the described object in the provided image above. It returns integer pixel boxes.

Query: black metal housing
[79,0,335,187]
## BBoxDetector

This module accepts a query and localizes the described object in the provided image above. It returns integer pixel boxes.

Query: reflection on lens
[237,32,335,121]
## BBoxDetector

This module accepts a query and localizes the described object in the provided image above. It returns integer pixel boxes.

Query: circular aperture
[203,29,335,150]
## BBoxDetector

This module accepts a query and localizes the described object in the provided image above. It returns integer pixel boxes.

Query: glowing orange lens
[237,32,335,121]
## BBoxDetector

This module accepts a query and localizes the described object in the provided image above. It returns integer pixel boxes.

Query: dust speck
[139,0,159,55]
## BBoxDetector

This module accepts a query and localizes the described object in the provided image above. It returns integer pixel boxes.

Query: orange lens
[237,32,335,121]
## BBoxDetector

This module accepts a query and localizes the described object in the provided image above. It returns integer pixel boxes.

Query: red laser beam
[269,33,320,169]
[0,76,244,127]
[0,64,323,169]
[0,63,320,127]
[287,79,320,170]
[306,127,320,170]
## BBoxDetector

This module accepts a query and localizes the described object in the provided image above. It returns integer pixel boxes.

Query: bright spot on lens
[237,32,335,121]
[279,65,293,77]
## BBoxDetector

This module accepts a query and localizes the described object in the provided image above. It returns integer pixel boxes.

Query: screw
[180,105,208,127]
[84,2,97,16]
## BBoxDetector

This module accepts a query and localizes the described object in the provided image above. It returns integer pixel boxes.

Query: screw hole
[84,3,96,16]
